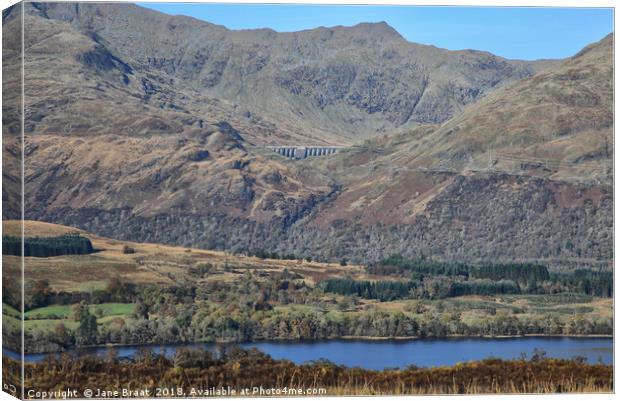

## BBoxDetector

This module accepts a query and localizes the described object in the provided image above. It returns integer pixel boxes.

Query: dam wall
[267,146,345,160]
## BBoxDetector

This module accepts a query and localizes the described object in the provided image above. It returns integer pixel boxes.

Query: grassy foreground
[2,347,613,396]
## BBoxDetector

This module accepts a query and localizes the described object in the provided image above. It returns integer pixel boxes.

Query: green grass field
[8,303,135,333]
[24,319,79,331]
[90,303,134,317]
[2,313,20,330]
[3,303,21,319]
[24,305,71,319]
[5,315,127,333]
[24,303,134,320]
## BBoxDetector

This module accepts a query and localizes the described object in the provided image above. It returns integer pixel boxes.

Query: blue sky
[138,3,613,60]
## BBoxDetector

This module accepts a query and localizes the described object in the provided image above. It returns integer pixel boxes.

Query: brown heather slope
[9,356,612,395]
[3,8,335,227]
[2,4,544,228]
[2,220,365,294]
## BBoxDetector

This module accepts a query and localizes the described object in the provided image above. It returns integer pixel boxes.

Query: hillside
[2,5,337,227]
[384,33,613,182]
[319,33,613,217]
[291,34,613,263]
[2,220,366,294]
[1,3,613,267]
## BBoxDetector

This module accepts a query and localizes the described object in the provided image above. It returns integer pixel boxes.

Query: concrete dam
[267,146,345,160]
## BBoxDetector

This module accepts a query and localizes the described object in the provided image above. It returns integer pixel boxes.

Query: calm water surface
[5,337,612,369]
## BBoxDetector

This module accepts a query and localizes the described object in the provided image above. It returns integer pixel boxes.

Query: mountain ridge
[16,2,560,142]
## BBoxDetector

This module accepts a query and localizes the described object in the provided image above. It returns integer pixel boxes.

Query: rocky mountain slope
[380,33,613,182]
[312,33,613,224]
[7,4,339,146]
[2,3,613,267]
[19,2,555,142]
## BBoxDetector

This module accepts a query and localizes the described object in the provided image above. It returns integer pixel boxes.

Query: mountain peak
[572,31,613,59]
[326,20,403,40]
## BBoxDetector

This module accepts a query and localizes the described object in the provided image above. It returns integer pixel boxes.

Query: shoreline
[339,333,614,341]
[8,333,614,356]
